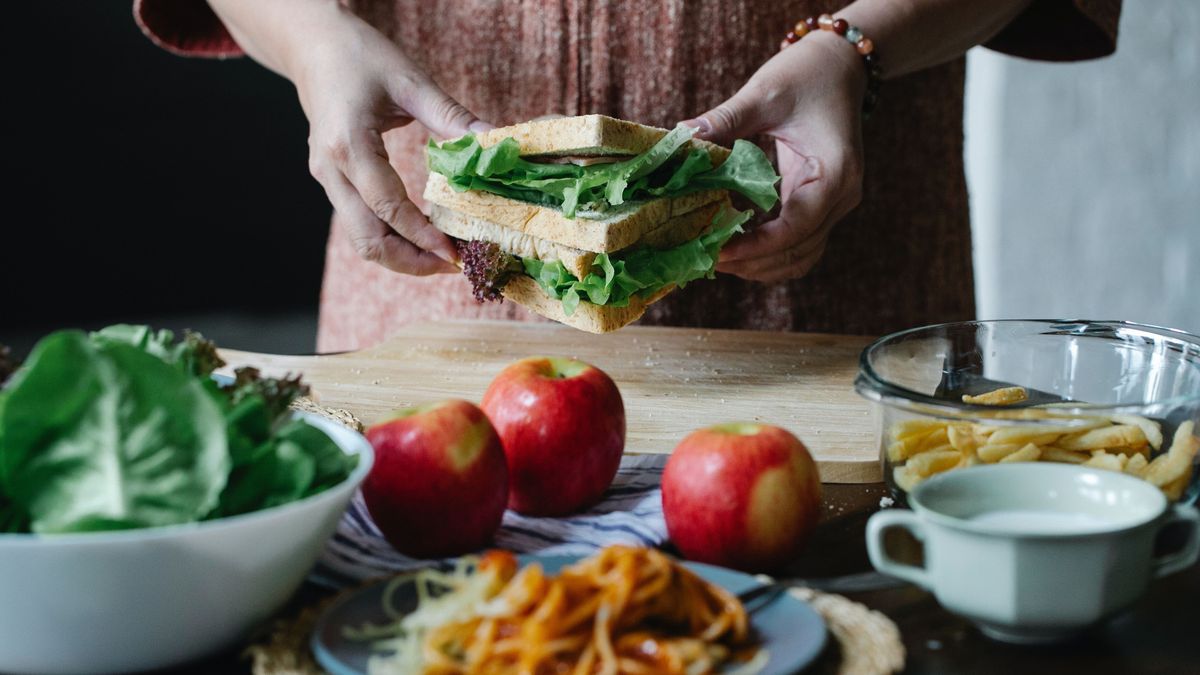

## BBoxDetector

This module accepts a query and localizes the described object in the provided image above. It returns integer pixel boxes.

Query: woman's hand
[684,31,866,283]
[208,0,489,275]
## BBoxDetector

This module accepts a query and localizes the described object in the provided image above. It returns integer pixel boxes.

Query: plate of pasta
[312,545,827,675]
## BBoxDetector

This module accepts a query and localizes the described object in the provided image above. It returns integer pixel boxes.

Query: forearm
[839,0,1033,78]
[204,0,347,79]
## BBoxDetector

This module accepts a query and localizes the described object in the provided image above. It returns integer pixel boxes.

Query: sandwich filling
[455,206,751,316]
[523,206,750,314]
[427,124,779,218]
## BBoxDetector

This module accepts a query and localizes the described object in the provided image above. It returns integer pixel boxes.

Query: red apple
[482,357,625,516]
[363,399,508,558]
[662,423,821,572]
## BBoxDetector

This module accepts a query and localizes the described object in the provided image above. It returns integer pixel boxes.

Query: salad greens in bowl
[0,326,372,674]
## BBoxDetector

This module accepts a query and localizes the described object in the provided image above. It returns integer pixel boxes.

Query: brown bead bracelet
[781,13,882,117]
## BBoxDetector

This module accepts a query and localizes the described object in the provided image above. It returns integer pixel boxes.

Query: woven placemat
[291,397,363,433]
[259,401,905,674]
[788,587,905,675]
[245,582,904,675]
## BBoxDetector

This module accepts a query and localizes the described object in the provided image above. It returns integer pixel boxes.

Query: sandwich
[423,115,780,333]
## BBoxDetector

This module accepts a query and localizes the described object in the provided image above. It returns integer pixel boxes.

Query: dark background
[3,2,329,355]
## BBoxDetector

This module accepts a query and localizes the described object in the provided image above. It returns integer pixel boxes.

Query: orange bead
[856,37,875,55]
[793,21,809,37]
[818,14,834,29]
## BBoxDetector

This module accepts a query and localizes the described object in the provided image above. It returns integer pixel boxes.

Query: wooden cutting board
[220,320,882,483]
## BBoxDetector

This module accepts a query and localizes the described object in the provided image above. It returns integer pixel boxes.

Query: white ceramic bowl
[0,413,373,675]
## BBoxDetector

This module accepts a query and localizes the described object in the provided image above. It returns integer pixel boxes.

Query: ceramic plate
[312,554,828,675]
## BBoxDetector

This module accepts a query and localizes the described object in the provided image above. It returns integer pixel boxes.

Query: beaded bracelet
[781,14,882,117]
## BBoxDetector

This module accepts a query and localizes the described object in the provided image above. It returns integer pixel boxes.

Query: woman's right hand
[208,0,489,275]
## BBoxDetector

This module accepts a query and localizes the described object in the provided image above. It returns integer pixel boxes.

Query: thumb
[397,76,493,139]
[682,88,767,145]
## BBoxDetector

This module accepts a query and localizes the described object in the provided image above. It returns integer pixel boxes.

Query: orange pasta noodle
[362,546,754,675]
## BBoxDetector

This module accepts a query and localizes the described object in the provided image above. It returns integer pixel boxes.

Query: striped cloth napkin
[313,454,668,587]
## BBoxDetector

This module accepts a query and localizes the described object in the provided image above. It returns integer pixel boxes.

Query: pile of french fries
[888,388,1200,501]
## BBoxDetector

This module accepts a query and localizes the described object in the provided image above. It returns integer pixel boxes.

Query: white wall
[966,2,1199,334]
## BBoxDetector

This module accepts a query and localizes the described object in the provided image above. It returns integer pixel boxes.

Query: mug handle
[866,510,932,589]
[1153,504,1200,579]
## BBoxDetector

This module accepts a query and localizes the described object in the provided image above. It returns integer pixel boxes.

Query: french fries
[999,443,1042,463]
[962,386,1029,406]
[908,450,961,477]
[978,442,1025,463]
[1083,450,1127,472]
[1041,447,1090,464]
[1057,425,1148,452]
[1112,413,1164,451]
[1142,421,1199,489]
[1124,453,1148,477]
[886,388,1198,500]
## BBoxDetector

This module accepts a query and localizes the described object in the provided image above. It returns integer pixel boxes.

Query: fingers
[682,86,772,146]
[684,36,867,284]
[718,183,860,282]
[326,130,460,264]
[721,153,826,262]
[681,50,803,144]
[302,53,488,275]
[389,69,493,139]
[716,149,858,283]
[311,158,457,276]
[329,171,458,276]
[716,216,833,282]
[348,138,460,265]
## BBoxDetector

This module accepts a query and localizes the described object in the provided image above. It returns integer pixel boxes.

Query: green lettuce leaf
[0,494,27,533]
[91,324,224,379]
[209,419,313,518]
[597,124,696,206]
[209,417,357,519]
[209,370,356,518]
[0,332,230,533]
[0,326,358,534]
[523,206,752,315]
[426,135,481,177]
[685,139,781,211]
[428,125,780,217]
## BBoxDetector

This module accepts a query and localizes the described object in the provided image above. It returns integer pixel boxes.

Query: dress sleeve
[985,0,1121,61]
[133,0,244,58]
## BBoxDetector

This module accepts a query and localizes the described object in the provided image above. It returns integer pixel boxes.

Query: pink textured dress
[136,0,1120,352]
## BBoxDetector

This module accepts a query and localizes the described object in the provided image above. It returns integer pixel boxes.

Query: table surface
[221,321,883,483]
[175,483,1199,675]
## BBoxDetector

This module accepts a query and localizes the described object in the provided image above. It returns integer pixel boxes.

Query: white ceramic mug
[866,463,1200,644]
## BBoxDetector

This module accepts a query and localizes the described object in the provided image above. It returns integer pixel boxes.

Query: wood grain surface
[220,320,883,483]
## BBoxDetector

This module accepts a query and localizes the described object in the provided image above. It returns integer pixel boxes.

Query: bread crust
[473,114,731,164]
[424,173,724,253]
[501,275,674,334]
[429,199,730,278]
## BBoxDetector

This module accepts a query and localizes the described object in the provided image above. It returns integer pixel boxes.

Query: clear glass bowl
[855,320,1200,504]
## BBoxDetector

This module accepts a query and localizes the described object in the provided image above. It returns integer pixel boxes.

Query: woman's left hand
[683,30,867,283]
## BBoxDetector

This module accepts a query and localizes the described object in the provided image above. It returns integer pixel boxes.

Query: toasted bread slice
[474,114,731,164]
[430,198,729,278]
[424,173,724,253]
[635,199,729,249]
[501,275,674,334]
[430,204,595,278]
